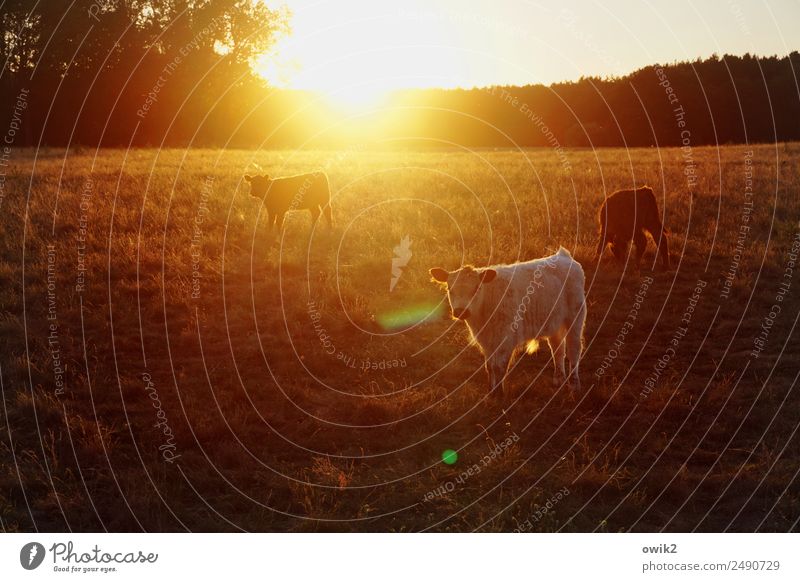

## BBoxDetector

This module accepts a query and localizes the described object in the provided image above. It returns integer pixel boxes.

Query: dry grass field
[1,143,799,532]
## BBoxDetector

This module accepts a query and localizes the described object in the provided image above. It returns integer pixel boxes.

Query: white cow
[430,247,586,393]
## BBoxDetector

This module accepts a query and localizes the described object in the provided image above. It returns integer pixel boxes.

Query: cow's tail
[314,172,331,200]
[595,200,610,261]
[564,250,586,318]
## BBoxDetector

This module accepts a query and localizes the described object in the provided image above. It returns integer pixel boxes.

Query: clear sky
[259,0,800,103]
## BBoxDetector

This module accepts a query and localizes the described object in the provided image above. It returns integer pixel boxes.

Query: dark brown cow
[595,186,670,270]
[245,171,333,232]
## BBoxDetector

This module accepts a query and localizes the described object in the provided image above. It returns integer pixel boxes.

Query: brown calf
[245,171,333,232]
[595,186,670,270]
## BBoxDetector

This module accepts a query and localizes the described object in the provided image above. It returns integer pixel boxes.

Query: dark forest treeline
[1,1,799,148]
[408,52,800,148]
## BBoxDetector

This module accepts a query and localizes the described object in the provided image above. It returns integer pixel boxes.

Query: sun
[256,47,397,114]
[316,83,393,114]
[254,0,468,114]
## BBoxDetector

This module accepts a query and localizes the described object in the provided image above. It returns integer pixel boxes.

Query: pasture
[1,143,798,532]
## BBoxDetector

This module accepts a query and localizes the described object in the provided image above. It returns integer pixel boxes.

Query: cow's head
[244,174,272,199]
[429,266,496,320]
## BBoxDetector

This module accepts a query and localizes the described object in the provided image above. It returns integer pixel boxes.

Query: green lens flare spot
[441,449,458,465]
[376,302,443,331]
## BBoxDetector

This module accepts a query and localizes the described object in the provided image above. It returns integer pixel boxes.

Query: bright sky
[259,0,800,105]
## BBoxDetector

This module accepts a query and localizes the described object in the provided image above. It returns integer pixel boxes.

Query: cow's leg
[548,333,567,387]
[610,236,628,265]
[275,212,286,233]
[486,348,513,395]
[309,205,320,226]
[322,203,333,227]
[650,223,671,270]
[566,312,585,391]
[594,228,608,263]
[633,229,648,270]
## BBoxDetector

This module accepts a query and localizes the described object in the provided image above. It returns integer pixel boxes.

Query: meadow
[1,143,798,532]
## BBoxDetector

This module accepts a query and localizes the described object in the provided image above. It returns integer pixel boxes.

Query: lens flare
[376,302,443,331]
[441,449,458,465]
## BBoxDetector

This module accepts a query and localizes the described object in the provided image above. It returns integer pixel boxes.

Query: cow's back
[532,249,585,335]
[470,248,584,348]
[268,172,330,212]
[634,187,662,230]
[599,186,660,235]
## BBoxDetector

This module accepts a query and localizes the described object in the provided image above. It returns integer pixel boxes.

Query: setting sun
[257,0,490,111]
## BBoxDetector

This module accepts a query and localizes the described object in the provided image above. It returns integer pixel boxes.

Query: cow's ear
[244,175,253,183]
[429,268,449,283]
[264,174,271,181]
[480,269,497,284]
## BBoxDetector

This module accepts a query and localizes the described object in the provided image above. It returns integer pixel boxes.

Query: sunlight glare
[256,0,468,113]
